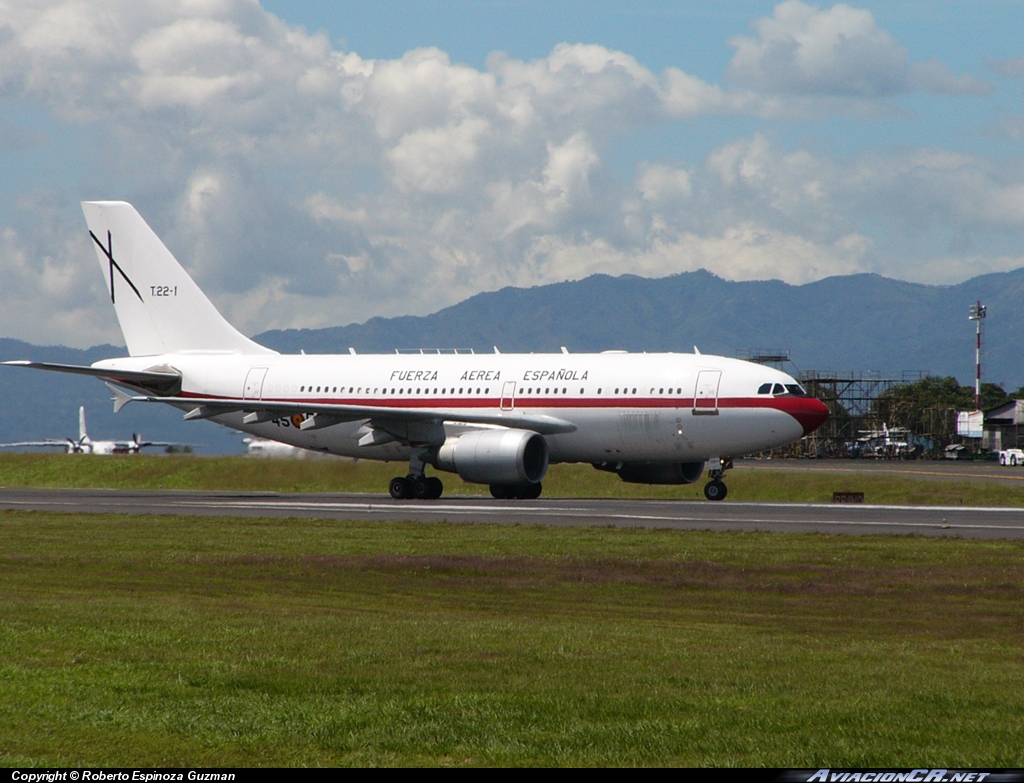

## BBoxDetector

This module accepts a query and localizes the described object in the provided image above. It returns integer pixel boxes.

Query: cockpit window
[772,383,786,395]
[785,384,808,397]
[757,383,772,394]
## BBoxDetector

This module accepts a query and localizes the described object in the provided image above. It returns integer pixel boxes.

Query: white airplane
[242,435,333,459]
[4,201,828,500]
[0,405,177,454]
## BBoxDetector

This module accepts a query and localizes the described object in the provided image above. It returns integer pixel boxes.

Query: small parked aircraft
[0,406,178,454]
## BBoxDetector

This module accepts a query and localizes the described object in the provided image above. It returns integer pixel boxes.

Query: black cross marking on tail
[90,230,143,304]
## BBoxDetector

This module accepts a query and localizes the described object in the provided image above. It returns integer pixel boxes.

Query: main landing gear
[389,474,443,500]
[703,457,733,501]
[489,482,543,500]
[389,447,444,500]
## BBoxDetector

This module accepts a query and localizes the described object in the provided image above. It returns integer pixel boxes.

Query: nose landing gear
[703,457,733,501]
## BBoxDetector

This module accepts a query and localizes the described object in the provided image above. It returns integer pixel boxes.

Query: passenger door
[243,367,269,400]
[692,370,721,415]
[500,381,516,411]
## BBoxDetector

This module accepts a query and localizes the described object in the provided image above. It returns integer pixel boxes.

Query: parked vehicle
[999,448,1024,466]
[944,444,973,461]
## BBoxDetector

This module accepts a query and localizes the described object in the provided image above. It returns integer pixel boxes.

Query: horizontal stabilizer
[4,360,181,394]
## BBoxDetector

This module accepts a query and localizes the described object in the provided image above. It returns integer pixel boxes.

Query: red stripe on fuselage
[179,391,830,435]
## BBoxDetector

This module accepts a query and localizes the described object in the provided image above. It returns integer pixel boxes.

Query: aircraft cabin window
[459,388,464,394]
[615,388,619,394]
[598,388,602,394]
[758,383,772,394]
[659,388,664,394]
[580,387,584,394]
[632,388,637,394]
[300,386,305,392]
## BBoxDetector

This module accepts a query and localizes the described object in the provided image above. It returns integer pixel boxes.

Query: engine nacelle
[594,461,706,485]
[435,429,548,485]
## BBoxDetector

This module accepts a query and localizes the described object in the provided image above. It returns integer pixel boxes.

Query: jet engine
[435,428,548,485]
[593,461,706,485]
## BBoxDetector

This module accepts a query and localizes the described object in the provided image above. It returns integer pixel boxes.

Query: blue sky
[0,1,1022,347]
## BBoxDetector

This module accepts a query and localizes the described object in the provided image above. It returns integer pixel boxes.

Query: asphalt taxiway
[2,487,1023,539]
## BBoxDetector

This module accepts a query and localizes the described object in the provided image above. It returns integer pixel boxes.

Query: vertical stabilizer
[78,406,88,442]
[81,202,276,357]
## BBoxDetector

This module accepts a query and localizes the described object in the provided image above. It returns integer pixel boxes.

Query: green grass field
[1,511,1022,767]
[2,455,1023,766]
[3,453,1024,506]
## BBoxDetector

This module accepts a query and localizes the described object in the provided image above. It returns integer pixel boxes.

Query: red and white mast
[969,301,986,411]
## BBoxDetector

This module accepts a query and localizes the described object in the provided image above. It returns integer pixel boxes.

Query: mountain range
[2,268,1021,452]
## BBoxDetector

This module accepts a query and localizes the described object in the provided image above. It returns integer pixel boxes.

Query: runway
[2,487,1024,538]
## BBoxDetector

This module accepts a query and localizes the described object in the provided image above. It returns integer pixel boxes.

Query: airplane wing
[4,361,574,436]
[132,440,188,450]
[0,440,72,448]
[118,393,578,439]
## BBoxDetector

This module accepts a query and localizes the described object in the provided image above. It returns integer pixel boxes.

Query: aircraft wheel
[507,483,541,499]
[427,477,444,499]
[490,484,509,499]
[704,480,727,501]
[1014,456,1019,467]
[412,477,431,500]
[389,476,412,500]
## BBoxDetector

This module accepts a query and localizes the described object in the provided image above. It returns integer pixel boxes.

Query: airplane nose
[788,397,830,436]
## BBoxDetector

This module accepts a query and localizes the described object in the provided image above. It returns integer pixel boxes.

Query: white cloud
[728,1,989,98]
[385,116,490,194]
[0,0,1014,347]
[991,56,1024,79]
[520,225,872,287]
[637,164,693,203]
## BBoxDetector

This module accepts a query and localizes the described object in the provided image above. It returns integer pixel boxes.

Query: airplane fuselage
[93,350,824,465]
